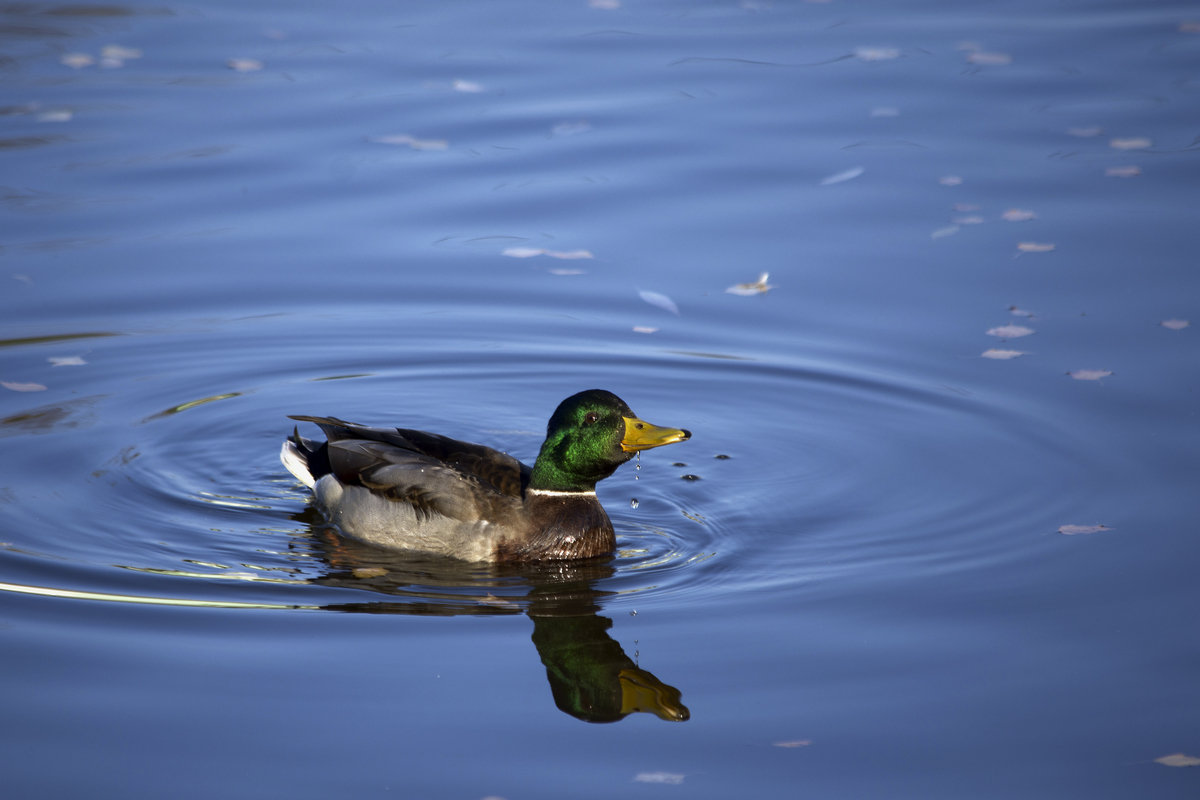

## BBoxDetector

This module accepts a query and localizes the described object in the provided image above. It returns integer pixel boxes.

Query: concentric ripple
[0,309,1087,616]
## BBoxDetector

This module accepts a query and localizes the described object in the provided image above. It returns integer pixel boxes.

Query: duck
[280,389,691,562]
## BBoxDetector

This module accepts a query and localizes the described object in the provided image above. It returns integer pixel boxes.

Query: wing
[288,415,529,506]
[389,427,530,497]
[323,439,486,522]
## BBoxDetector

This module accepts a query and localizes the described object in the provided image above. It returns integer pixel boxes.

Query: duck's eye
[583,411,599,425]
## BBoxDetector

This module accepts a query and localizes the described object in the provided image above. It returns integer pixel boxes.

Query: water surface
[2,1,1198,797]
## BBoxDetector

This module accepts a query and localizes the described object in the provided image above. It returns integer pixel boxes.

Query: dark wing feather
[384,427,530,496]
[321,439,479,521]
[288,415,529,516]
[288,415,529,496]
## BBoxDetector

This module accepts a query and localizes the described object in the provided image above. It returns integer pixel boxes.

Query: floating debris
[632,326,659,334]
[368,134,449,151]
[226,58,264,72]
[638,289,680,315]
[634,773,684,785]
[1067,369,1112,381]
[1058,524,1111,535]
[819,166,864,186]
[2,381,47,392]
[854,46,900,62]
[986,324,1034,339]
[501,247,594,260]
[501,247,543,258]
[1160,319,1189,330]
[966,51,1012,66]
[1105,165,1141,178]
[61,52,95,69]
[48,356,86,367]
[981,349,1027,360]
[100,44,142,68]
[1156,753,1200,767]
[725,272,773,295]
[1017,242,1055,253]
[1109,137,1151,150]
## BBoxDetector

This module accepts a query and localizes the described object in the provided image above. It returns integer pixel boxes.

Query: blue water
[3,1,1199,797]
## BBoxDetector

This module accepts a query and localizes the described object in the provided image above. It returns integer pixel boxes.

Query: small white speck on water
[629,609,638,616]
[630,498,639,509]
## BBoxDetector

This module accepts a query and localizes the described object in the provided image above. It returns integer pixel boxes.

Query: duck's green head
[529,389,691,493]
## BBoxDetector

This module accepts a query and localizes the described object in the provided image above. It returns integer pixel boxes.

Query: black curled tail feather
[287,425,332,481]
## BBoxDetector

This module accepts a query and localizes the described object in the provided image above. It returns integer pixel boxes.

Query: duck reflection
[296,525,691,724]
[301,521,688,723]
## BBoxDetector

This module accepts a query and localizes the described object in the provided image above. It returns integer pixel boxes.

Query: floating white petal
[227,58,264,72]
[986,325,1034,339]
[1068,369,1112,381]
[61,53,95,69]
[1058,524,1110,535]
[854,46,900,62]
[634,772,685,785]
[1105,165,1141,178]
[501,247,593,260]
[638,290,680,315]
[1109,137,1151,150]
[819,166,864,186]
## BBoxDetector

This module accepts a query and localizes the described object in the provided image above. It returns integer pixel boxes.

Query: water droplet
[630,498,639,509]
[681,474,701,481]
[629,610,638,617]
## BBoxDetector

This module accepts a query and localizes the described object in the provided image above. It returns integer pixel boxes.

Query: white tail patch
[280,441,315,489]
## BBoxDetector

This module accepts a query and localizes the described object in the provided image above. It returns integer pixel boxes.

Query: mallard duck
[281,389,690,562]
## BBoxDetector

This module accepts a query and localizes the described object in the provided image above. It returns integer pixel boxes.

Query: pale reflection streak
[0,580,314,610]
